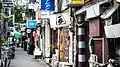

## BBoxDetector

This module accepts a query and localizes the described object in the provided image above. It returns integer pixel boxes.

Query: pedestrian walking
[14,30,21,48]
[21,31,27,50]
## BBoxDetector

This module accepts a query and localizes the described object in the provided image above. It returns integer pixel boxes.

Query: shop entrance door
[93,38,105,63]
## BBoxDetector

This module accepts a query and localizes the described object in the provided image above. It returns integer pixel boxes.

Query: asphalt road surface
[9,48,48,67]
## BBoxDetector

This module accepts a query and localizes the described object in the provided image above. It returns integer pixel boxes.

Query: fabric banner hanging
[50,12,71,28]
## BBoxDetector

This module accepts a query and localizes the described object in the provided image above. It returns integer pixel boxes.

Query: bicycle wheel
[8,57,11,67]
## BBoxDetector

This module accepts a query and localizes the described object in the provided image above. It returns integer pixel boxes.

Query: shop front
[75,1,111,66]
[50,12,72,66]
[102,1,120,64]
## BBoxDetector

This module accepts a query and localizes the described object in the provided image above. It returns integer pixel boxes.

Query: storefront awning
[75,0,109,15]
[75,6,87,15]
[100,3,119,19]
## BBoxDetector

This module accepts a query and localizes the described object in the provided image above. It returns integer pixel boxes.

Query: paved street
[9,48,48,67]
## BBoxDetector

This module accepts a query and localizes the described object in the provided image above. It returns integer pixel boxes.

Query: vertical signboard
[41,0,54,11]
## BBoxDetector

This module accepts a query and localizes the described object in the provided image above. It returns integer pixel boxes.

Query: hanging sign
[50,12,71,28]
[41,0,54,11]
[27,20,37,28]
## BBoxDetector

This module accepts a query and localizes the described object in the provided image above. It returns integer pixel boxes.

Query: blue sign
[41,0,54,11]
[27,20,37,28]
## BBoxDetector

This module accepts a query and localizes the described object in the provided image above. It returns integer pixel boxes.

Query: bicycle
[1,44,11,67]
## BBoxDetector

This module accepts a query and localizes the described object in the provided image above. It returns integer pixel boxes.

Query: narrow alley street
[9,48,48,67]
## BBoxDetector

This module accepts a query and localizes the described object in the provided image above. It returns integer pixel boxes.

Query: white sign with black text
[50,12,71,28]
[104,23,120,38]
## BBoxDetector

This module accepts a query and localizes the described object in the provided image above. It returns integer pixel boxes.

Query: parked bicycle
[1,44,12,67]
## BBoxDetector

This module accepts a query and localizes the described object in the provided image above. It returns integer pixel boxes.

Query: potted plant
[54,44,58,49]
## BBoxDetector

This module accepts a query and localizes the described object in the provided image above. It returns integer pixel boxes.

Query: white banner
[50,12,71,28]
[104,23,120,38]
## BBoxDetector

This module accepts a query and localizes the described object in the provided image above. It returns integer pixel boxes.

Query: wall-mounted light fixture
[76,14,85,26]
[77,16,82,24]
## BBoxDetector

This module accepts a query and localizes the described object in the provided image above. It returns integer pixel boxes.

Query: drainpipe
[42,19,45,59]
